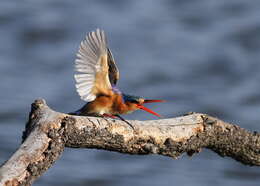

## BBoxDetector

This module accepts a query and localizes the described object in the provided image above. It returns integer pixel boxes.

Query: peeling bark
[0,99,259,186]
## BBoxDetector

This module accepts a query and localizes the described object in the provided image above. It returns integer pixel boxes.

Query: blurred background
[0,0,260,185]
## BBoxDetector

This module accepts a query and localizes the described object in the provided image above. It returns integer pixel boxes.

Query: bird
[71,29,164,128]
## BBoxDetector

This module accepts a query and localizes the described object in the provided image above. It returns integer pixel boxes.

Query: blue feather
[122,94,142,102]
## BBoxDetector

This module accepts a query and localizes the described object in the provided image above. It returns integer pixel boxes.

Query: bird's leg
[114,114,134,129]
[102,113,117,119]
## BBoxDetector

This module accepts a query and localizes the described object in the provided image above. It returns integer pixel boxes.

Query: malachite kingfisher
[71,29,164,128]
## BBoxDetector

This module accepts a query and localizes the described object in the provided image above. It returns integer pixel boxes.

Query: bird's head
[123,94,164,117]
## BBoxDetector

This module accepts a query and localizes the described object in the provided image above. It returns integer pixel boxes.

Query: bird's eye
[129,100,138,104]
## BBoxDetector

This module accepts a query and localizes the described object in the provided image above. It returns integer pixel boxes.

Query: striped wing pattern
[74,29,111,102]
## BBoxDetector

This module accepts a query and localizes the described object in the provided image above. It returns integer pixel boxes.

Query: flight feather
[74,29,113,102]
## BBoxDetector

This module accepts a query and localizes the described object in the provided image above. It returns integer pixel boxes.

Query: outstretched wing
[107,48,120,85]
[74,29,112,102]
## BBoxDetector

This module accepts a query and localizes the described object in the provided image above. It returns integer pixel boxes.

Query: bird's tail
[67,110,81,115]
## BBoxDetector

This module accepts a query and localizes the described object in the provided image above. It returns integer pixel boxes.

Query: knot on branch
[32,99,47,110]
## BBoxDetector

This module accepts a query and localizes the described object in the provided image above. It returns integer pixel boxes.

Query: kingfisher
[71,29,164,127]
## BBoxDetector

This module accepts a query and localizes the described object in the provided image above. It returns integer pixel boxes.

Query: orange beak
[136,104,161,117]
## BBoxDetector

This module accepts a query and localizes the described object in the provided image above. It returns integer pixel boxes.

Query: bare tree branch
[0,99,259,186]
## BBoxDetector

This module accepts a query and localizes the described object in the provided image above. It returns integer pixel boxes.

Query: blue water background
[0,0,259,185]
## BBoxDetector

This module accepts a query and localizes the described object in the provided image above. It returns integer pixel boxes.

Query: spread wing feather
[74,29,113,102]
[107,48,120,85]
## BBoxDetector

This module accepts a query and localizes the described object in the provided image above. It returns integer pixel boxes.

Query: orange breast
[88,95,113,114]
[86,93,138,115]
[111,95,138,115]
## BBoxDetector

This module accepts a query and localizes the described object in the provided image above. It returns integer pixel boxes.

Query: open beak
[136,104,161,117]
[144,99,165,103]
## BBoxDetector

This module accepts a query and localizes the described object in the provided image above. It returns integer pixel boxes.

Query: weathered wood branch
[0,99,259,186]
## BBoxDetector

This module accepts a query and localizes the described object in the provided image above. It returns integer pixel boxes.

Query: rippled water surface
[0,0,260,186]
